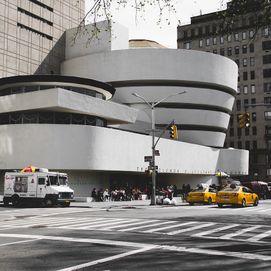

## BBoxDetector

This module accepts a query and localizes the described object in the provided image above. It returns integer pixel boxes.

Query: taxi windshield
[221,186,240,192]
[192,187,207,192]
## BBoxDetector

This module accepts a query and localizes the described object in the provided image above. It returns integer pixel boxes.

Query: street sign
[155,150,160,156]
[144,156,152,162]
[148,165,158,170]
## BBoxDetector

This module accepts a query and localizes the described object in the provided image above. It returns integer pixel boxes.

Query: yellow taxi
[217,184,259,208]
[186,185,217,205]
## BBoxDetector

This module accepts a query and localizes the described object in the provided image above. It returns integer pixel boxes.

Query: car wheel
[189,202,194,206]
[218,203,223,208]
[253,198,259,206]
[241,199,246,208]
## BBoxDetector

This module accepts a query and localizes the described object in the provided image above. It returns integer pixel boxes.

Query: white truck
[3,168,74,207]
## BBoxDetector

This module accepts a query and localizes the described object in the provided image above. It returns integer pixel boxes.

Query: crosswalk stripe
[192,224,240,237]
[76,219,139,230]
[101,220,159,230]
[220,225,262,239]
[167,223,216,236]
[246,229,271,242]
[141,221,197,233]
[119,220,177,232]
[47,217,108,227]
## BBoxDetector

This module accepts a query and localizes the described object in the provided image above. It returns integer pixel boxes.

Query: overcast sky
[85,0,230,48]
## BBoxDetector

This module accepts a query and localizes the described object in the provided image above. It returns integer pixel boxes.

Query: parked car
[241,181,270,200]
[186,185,217,205]
[217,184,259,208]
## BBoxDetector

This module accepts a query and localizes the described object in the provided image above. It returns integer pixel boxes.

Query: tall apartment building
[177,5,271,182]
[0,0,85,77]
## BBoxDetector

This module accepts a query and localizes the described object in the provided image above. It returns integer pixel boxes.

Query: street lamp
[132,91,186,205]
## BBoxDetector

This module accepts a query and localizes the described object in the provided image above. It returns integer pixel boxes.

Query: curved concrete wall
[61,49,238,147]
[0,124,248,176]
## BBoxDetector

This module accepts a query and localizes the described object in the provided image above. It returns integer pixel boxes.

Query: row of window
[236,99,257,111]
[226,140,258,150]
[0,85,105,99]
[28,0,53,12]
[17,23,53,41]
[237,84,255,95]
[229,111,271,126]
[18,7,53,26]
[229,126,257,137]
[0,111,106,126]
[238,71,255,81]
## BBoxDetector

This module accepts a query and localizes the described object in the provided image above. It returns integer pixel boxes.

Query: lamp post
[132,91,186,205]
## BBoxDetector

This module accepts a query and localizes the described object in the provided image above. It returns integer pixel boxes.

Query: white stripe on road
[246,229,271,242]
[141,221,197,233]
[167,223,216,235]
[101,220,159,230]
[220,225,262,239]
[192,224,240,237]
[119,220,177,232]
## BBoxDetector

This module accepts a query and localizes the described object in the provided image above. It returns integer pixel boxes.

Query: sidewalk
[71,197,185,209]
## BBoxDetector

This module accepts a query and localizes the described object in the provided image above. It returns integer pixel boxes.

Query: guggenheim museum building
[0,20,248,197]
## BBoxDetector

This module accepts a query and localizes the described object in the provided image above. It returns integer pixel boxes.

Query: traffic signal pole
[132,91,186,205]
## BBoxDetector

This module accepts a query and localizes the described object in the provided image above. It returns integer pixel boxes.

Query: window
[244,99,249,106]
[205,25,210,35]
[237,86,240,94]
[236,100,241,111]
[251,71,255,80]
[242,31,247,40]
[251,98,256,106]
[213,37,217,45]
[266,126,271,135]
[235,46,239,54]
[249,43,254,53]
[199,39,203,47]
[250,57,255,66]
[243,72,248,81]
[251,84,255,94]
[243,86,248,94]
[263,27,269,37]
[252,112,257,122]
[263,41,271,51]
[243,58,247,67]
[227,47,232,56]
[252,126,257,135]
[245,128,249,136]
[263,55,271,64]
[242,45,247,53]
[249,30,254,38]
[264,83,271,93]
[220,48,225,56]
[263,69,271,78]
[245,141,250,150]
[227,34,232,42]
[220,36,224,44]
[264,97,271,104]
[38,178,45,185]
[184,42,191,49]
[234,33,239,41]
[206,38,210,46]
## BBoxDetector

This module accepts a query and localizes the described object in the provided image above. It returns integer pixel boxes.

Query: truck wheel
[11,195,20,207]
[44,198,53,207]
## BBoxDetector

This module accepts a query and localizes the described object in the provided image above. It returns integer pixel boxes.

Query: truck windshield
[59,176,67,185]
[49,176,58,185]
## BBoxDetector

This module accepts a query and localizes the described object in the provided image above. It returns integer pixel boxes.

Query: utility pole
[132,91,186,205]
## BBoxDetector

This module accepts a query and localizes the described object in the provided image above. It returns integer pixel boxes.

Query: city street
[1,200,271,270]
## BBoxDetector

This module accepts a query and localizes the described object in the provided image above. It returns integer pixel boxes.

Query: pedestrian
[91,188,97,202]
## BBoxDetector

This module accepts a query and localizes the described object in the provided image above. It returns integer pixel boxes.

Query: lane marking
[221,225,262,239]
[167,223,215,235]
[119,220,177,232]
[192,224,240,237]
[141,221,197,233]
[246,229,271,242]
[56,246,155,271]
[101,220,159,230]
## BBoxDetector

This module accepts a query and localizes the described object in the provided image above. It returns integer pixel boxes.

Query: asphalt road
[1,200,271,270]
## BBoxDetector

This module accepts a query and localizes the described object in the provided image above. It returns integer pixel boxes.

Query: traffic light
[238,112,250,128]
[170,123,178,140]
